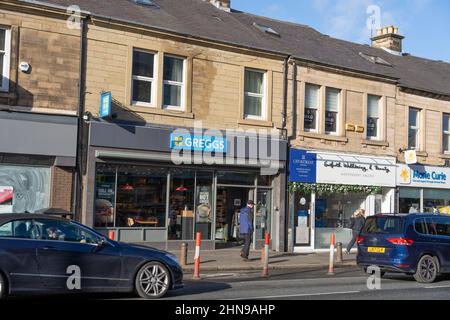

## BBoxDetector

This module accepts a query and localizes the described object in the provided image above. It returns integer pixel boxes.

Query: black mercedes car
[0,214,183,299]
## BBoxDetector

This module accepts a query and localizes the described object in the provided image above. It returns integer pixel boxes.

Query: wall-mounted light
[19,62,31,73]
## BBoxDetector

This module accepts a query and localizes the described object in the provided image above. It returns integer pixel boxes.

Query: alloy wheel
[414,255,438,283]
[136,262,170,299]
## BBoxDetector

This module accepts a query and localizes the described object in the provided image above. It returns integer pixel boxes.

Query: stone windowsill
[237,118,274,127]
[361,139,389,147]
[131,105,195,119]
[298,131,348,143]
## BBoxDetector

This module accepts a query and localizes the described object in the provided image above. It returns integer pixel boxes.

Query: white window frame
[325,87,340,136]
[0,27,11,92]
[408,107,421,150]
[367,95,381,141]
[131,49,157,108]
[163,54,186,111]
[304,84,320,133]
[244,68,267,121]
[443,114,450,154]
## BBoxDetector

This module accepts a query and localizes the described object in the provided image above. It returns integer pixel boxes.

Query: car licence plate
[368,247,386,253]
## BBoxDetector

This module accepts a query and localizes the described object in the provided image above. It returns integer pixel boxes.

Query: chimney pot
[205,0,231,12]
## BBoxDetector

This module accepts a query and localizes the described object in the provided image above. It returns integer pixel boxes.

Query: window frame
[443,113,450,154]
[0,27,11,92]
[408,107,421,150]
[304,83,320,133]
[131,48,157,108]
[243,68,267,121]
[367,94,381,140]
[163,53,186,111]
[324,87,341,135]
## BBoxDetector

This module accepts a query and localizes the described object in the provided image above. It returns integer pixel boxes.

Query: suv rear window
[362,216,405,234]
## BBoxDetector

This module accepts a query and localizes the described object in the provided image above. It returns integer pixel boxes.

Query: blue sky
[232,0,450,62]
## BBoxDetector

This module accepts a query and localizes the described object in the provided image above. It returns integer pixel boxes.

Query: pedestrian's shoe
[345,249,350,255]
[240,251,246,259]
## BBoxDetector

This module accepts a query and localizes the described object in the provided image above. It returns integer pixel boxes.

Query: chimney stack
[205,0,231,12]
[371,26,404,54]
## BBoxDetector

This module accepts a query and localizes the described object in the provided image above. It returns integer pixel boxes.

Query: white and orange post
[193,232,201,280]
[327,233,335,275]
[262,232,270,278]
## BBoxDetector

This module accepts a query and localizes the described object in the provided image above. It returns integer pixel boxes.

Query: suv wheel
[135,262,171,299]
[414,255,438,283]
[0,273,6,300]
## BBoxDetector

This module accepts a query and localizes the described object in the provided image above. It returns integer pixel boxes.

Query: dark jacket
[349,216,366,233]
[239,206,253,234]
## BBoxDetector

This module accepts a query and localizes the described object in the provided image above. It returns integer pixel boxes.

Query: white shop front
[289,149,397,252]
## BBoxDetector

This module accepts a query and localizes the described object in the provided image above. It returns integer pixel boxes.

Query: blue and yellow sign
[170,133,227,153]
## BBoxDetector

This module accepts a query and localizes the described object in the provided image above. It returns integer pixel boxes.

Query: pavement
[169,247,357,272]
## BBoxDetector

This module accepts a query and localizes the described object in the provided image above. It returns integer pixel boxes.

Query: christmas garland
[288,182,382,196]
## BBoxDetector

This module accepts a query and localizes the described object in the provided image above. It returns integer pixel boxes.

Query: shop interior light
[121,183,134,191]
[176,186,188,191]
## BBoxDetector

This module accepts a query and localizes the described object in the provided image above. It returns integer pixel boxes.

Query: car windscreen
[361,216,405,234]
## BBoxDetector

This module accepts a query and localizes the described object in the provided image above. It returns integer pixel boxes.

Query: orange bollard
[108,230,115,241]
[261,232,270,278]
[193,232,201,280]
[327,233,335,275]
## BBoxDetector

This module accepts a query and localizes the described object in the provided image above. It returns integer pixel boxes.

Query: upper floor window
[443,114,450,153]
[367,95,381,139]
[163,55,185,110]
[325,87,340,134]
[304,84,320,132]
[132,49,156,106]
[244,69,266,120]
[408,108,421,150]
[0,27,11,92]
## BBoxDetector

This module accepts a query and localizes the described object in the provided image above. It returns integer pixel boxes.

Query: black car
[0,214,183,299]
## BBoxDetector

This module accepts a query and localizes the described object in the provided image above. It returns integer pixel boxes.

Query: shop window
[115,166,167,228]
[94,165,117,228]
[195,171,213,240]
[168,169,195,240]
[315,194,366,249]
[132,49,156,106]
[325,87,340,134]
[0,27,11,92]
[408,108,420,150]
[0,165,51,213]
[399,187,421,213]
[304,84,320,132]
[217,171,256,186]
[163,55,185,110]
[443,114,450,153]
[423,189,450,213]
[367,95,381,139]
[244,68,266,120]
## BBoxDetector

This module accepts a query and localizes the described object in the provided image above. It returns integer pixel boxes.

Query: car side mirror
[93,237,108,252]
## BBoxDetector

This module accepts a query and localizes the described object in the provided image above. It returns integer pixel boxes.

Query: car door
[34,219,123,292]
[0,219,41,293]
[428,217,450,272]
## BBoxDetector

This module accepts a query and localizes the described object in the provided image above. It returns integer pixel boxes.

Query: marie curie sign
[170,133,227,153]
[397,164,450,189]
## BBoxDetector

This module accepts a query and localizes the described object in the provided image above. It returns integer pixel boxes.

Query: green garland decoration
[289,182,382,196]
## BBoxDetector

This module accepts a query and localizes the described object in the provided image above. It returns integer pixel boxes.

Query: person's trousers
[241,233,252,258]
[347,230,359,252]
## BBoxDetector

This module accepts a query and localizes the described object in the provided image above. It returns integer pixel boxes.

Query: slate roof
[21,0,450,97]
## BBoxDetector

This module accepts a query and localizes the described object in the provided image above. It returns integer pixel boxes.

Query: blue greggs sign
[170,133,227,153]
[99,92,112,119]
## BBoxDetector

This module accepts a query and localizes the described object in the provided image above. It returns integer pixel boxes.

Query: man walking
[239,200,254,261]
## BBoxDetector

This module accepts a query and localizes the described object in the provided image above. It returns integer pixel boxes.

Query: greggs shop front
[83,121,287,251]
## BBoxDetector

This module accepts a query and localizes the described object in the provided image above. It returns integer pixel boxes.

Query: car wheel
[135,261,171,299]
[0,273,6,300]
[414,255,438,284]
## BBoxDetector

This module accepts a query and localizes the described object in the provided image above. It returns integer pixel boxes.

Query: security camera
[19,62,31,73]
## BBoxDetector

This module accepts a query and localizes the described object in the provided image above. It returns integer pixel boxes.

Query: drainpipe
[284,57,297,252]
[73,15,89,222]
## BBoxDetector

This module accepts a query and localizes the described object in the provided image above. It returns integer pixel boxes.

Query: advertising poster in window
[0,186,13,213]
[95,183,115,227]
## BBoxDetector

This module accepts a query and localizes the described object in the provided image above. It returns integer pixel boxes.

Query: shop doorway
[215,186,254,249]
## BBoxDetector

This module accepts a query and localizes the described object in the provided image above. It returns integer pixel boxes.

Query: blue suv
[357,213,450,283]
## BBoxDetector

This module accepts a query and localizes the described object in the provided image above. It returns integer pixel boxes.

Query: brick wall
[50,166,73,212]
